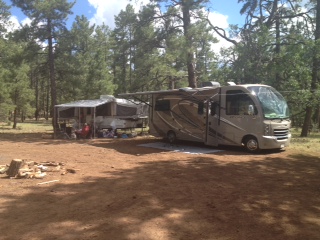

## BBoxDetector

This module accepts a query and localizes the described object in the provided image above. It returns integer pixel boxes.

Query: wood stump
[6,159,26,177]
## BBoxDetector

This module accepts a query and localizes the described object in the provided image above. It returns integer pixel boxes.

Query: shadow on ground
[0,131,286,157]
[1,153,319,240]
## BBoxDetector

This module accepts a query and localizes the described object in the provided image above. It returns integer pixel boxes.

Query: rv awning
[55,98,113,108]
[55,95,140,108]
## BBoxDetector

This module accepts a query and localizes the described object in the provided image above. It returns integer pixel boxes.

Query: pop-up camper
[119,82,291,153]
[54,95,148,138]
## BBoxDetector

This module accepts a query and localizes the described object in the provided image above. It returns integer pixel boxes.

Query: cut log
[0,165,9,174]
[6,159,26,178]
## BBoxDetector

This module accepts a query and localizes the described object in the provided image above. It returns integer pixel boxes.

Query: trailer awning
[55,98,113,108]
[55,96,142,108]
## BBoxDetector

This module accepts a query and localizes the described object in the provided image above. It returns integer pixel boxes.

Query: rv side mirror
[248,105,254,115]
[198,102,204,115]
[210,102,217,116]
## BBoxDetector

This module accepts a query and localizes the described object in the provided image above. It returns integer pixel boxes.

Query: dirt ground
[0,133,320,240]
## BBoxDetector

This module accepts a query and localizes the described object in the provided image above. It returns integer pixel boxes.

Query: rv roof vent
[201,81,221,88]
[179,87,193,92]
[100,95,115,100]
[227,82,236,86]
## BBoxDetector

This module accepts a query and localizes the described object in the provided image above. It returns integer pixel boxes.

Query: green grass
[289,128,320,156]
[0,119,53,133]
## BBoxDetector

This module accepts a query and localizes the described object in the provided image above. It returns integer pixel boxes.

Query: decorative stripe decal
[214,115,246,132]
[208,127,238,145]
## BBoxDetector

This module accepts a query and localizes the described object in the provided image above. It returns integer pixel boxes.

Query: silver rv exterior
[119,83,291,152]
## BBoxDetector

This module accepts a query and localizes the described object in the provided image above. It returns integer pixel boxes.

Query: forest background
[0,0,319,137]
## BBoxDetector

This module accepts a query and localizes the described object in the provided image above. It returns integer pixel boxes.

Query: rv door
[205,101,220,146]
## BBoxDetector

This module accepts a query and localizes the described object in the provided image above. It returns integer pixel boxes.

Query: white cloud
[7,16,21,32]
[87,0,235,54]
[88,0,149,28]
[207,11,235,55]
[21,17,32,26]
[4,16,32,34]
[208,11,229,29]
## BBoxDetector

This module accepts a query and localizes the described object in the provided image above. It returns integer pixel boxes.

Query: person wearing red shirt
[75,123,91,139]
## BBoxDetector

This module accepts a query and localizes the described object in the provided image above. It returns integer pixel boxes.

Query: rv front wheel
[244,137,259,153]
[167,131,176,143]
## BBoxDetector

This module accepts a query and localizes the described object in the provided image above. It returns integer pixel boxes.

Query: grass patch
[289,128,320,156]
[0,119,53,134]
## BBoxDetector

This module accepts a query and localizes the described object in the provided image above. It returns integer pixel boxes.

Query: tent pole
[53,106,57,139]
[78,107,80,127]
[93,107,96,138]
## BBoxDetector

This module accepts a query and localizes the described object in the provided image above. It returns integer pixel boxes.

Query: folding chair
[56,123,71,139]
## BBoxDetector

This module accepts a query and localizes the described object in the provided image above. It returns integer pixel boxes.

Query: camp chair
[75,124,92,139]
[56,123,71,139]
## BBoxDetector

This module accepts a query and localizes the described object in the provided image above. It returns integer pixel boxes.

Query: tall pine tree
[12,0,75,128]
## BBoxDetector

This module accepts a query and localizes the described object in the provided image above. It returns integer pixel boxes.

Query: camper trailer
[119,82,291,153]
[54,95,148,138]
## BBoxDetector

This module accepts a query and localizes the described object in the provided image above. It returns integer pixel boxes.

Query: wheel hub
[247,140,258,150]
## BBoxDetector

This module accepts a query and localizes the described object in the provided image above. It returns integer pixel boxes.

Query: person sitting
[75,123,91,139]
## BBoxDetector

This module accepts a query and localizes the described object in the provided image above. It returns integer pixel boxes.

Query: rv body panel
[149,88,218,142]
[206,85,264,147]
[205,85,291,150]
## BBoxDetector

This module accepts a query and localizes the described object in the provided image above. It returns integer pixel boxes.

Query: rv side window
[155,100,170,111]
[198,102,204,115]
[226,90,257,115]
[210,102,218,116]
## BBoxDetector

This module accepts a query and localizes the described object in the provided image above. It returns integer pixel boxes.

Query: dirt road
[0,134,319,240]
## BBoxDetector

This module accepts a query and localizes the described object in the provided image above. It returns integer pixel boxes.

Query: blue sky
[4,0,245,50]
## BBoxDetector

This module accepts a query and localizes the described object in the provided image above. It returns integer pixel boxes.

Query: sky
[4,0,245,52]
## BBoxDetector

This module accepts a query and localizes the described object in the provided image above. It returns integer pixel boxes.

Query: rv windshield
[248,86,289,119]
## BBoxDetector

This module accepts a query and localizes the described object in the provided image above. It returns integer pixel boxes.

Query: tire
[167,131,176,144]
[244,136,259,153]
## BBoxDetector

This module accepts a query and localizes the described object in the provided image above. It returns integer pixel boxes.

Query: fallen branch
[37,180,60,185]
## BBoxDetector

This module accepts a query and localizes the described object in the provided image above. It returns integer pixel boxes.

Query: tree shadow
[1,153,319,240]
[0,132,288,157]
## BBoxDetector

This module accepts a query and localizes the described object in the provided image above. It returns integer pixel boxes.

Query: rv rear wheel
[167,131,176,144]
[244,136,259,153]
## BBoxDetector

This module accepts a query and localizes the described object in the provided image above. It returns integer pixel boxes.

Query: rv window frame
[210,102,218,116]
[226,90,257,115]
[198,101,204,115]
[155,100,170,111]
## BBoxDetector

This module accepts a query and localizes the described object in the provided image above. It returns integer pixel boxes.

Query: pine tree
[12,0,75,128]
[150,0,210,88]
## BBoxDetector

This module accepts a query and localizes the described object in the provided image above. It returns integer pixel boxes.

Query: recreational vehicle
[119,83,291,153]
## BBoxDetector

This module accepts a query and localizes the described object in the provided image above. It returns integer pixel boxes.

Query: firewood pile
[0,159,77,179]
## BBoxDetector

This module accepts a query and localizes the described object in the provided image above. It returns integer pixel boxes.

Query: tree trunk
[274,10,281,89]
[48,18,57,129]
[13,108,17,129]
[6,159,25,178]
[35,70,39,121]
[301,106,312,137]
[182,2,196,88]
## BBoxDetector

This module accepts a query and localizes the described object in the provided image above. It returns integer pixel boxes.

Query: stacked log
[6,159,26,178]
[5,160,66,179]
[0,165,9,174]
